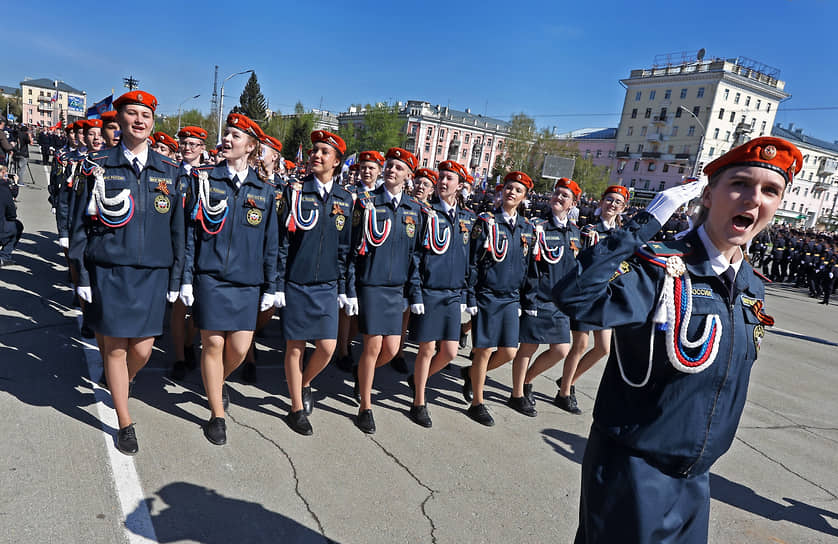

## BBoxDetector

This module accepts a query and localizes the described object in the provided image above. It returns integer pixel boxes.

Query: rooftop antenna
[697,48,706,62]
[210,65,219,118]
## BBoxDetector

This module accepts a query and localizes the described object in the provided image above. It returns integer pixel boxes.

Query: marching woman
[556,184,628,413]
[409,161,476,428]
[151,131,178,159]
[348,147,423,434]
[276,130,354,436]
[69,91,184,455]
[461,171,535,426]
[555,137,798,543]
[179,113,278,446]
[511,178,582,417]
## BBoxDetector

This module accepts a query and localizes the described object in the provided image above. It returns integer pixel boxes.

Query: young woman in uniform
[555,137,799,542]
[179,113,278,446]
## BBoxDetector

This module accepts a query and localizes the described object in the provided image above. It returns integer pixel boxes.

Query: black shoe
[171,360,187,381]
[556,377,575,396]
[352,365,361,404]
[409,405,432,428]
[203,417,227,445]
[222,384,230,412]
[356,409,376,434]
[184,345,197,370]
[389,355,408,374]
[241,361,257,383]
[116,424,138,455]
[302,385,313,416]
[336,354,354,373]
[523,383,535,406]
[460,365,473,403]
[467,403,495,426]
[507,395,537,417]
[554,393,582,414]
[80,321,95,339]
[286,410,313,436]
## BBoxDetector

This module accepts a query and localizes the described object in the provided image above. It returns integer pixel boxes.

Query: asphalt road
[1,152,836,543]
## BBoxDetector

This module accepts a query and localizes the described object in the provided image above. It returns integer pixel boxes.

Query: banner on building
[541,155,575,180]
[67,95,85,114]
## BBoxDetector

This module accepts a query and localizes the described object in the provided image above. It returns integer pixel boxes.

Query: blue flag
[86,95,113,118]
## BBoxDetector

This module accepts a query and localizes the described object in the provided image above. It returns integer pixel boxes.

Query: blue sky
[3,0,836,140]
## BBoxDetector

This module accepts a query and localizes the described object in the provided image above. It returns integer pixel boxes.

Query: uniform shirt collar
[385,187,402,207]
[315,177,333,197]
[183,163,192,174]
[441,199,457,215]
[501,209,517,224]
[122,143,148,169]
[697,225,743,276]
[553,214,568,228]
[227,164,250,188]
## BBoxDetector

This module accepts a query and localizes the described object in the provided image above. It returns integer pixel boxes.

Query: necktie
[508,218,515,230]
[449,209,456,224]
[391,197,398,209]
[132,158,141,178]
[721,266,736,298]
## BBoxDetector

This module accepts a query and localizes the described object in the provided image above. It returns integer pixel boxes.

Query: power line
[487,105,838,120]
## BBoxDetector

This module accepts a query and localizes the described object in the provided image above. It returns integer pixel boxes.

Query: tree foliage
[231,72,267,122]
[282,101,315,161]
[0,94,22,120]
[338,103,405,157]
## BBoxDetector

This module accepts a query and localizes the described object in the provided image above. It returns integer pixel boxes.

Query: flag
[295,144,303,164]
[86,95,113,118]
[344,152,357,167]
[49,121,62,130]
[50,90,58,103]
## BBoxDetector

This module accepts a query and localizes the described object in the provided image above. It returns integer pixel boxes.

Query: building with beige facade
[20,78,87,127]
[612,52,789,201]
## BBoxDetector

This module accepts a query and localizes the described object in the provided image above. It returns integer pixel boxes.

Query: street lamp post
[177,94,201,131]
[216,70,254,145]
[679,105,706,178]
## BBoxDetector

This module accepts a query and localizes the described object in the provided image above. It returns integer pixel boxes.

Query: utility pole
[123,76,139,91]
[210,65,219,120]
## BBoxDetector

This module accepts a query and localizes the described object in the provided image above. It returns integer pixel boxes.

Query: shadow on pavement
[541,427,587,464]
[128,481,333,543]
[709,473,838,538]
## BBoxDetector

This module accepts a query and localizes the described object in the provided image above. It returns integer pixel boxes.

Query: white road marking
[77,316,158,544]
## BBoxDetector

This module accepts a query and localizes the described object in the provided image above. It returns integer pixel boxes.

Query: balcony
[646,132,666,143]
[37,103,54,112]
[651,115,667,125]
[642,152,662,159]
[818,158,837,177]
[616,151,631,158]
[675,153,691,159]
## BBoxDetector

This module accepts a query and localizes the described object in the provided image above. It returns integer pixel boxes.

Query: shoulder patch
[609,261,632,281]
[643,239,694,257]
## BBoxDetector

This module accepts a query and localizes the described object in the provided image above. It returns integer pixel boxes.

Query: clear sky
[3,0,836,141]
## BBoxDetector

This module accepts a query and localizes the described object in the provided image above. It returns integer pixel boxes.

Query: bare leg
[301,338,336,386]
[200,331,226,418]
[561,330,589,397]
[524,342,571,384]
[223,330,254,378]
[470,347,493,406]
[511,343,539,398]
[572,329,612,382]
[285,340,306,412]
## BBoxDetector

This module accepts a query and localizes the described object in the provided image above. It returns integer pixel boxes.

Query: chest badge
[246,208,263,226]
[405,216,416,238]
[754,324,765,353]
[335,214,346,231]
[154,194,171,214]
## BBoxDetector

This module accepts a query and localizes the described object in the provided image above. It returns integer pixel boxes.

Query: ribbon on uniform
[482,215,508,262]
[86,161,135,227]
[534,224,563,264]
[285,179,318,232]
[191,169,228,235]
[422,209,451,255]
[358,197,391,255]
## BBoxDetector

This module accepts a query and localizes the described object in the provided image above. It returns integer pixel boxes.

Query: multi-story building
[555,127,617,170]
[339,100,510,183]
[770,123,838,229]
[19,78,87,127]
[612,52,788,201]
[276,107,339,132]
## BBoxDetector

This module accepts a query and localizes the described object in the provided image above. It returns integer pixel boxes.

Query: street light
[679,105,706,177]
[177,94,200,131]
[216,69,254,145]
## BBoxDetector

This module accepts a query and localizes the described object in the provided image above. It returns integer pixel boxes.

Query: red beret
[64,123,74,132]
[72,121,83,132]
[414,168,438,184]
[83,119,103,131]
[285,160,296,170]
[114,90,158,113]
[100,110,118,124]
[465,174,475,186]
[554,177,581,198]
[385,147,418,171]
[504,171,533,190]
[261,134,283,153]
[208,148,219,157]
[310,130,346,155]
[603,185,629,201]
[359,150,385,166]
[703,136,802,185]
[152,131,178,152]
[438,160,468,181]
[495,183,504,192]
[349,163,360,171]
[177,126,208,141]
[226,113,264,140]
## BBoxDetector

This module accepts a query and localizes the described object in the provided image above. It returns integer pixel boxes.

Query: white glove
[274,291,286,308]
[645,179,707,225]
[166,291,178,303]
[260,292,276,311]
[77,285,93,303]
[518,308,522,317]
[466,306,478,316]
[402,298,409,312]
[338,293,349,309]
[460,303,467,313]
[59,237,69,249]
[524,309,538,316]
[51,207,56,215]
[410,303,425,315]
[344,297,359,316]
[179,284,194,307]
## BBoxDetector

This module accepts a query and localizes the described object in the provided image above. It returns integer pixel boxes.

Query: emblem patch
[336,214,346,231]
[246,208,263,226]
[754,324,765,353]
[154,194,171,214]
[609,260,631,281]
[463,231,469,244]
[406,222,416,238]
[471,222,482,239]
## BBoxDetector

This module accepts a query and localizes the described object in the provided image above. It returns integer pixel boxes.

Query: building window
[640,126,647,136]
[484,153,489,161]
[692,106,700,117]
[751,117,756,128]
[424,144,430,153]
[766,103,772,113]
[675,108,682,118]
[633,161,640,171]
[745,96,751,106]
[725,131,731,141]
[585,150,591,158]
[644,180,650,189]
[644,108,652,119]
[730,112,735,122]
[678,166,685,174]
[708,147,715,157]
[27,88,32,95]
[688,126,696,136]
[624,144,630,152]
[664,89,671,99]
[760,120,766,135]
[648,162,656,172]
[682,145,690,153]
[697,87,705,98]
[631,108,638,119]
[649,90,656,100]
[718,108,725,120]
[626,126,633,136]
[635,91,642,101]
[439,128,445,138]
[422,158,428,167]
[608,151,615,159]
[629,179,636,187]
[791,203,796,210]
[426,127,433,138]
[680,88,687,99]
[734,93,740,104]
[756,99,761,110]
[596,149,602,158]
[659,107,667,120]
[663,163,669,173]
[658,181,666,191]
[637,144,644,152]
[723,89,729,100]
[436,146,442,155]
[671,126,678,136]
[465,134,470,143]
[713,128,719,139]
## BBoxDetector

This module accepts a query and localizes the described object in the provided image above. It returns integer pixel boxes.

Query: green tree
[359,103,405,152]
[232,72,267,122]
[497,113,538,175]
[282,101,315,161]
[572,156,611,197]
[0,94,22,121]
[151,108,216,143]
[338,122,361,157]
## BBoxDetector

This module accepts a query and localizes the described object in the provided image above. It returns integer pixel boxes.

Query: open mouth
[731,213,755,231]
